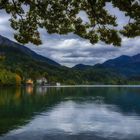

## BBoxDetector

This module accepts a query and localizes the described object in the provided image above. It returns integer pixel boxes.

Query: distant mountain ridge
[73,54,140,76]
[0,35,60,66]
[102,55,140,67]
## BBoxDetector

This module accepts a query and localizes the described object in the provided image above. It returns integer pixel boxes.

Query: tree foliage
[0,69,21,85]
[0,0,140,46]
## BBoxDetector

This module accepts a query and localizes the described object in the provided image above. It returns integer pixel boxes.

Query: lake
[0,86,140,140]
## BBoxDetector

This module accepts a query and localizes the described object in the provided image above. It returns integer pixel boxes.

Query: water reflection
[6,101,140,140]
[0,87,140,140]
[26,86,33,95]
[36,86,48,95]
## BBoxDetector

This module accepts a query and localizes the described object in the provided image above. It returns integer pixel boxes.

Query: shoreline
[1,84,140,88]
[30,84,140,88]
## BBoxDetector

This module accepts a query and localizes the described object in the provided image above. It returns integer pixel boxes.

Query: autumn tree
[0,0,140,46]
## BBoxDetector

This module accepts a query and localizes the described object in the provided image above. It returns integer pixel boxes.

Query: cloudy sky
[0,3,140,67]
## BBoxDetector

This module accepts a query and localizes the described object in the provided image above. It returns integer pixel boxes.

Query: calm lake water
[0,86,140,140]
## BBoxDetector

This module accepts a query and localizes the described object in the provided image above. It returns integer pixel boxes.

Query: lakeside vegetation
[0,69,21,86]
[1,54,140,86]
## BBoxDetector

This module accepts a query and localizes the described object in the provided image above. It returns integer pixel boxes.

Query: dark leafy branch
[0,0,140,46]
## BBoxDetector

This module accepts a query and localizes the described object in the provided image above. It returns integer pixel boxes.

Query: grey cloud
[25,35,140,67]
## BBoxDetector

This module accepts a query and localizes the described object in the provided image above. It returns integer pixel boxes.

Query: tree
[0,69,21,85]
[0,0,140,46]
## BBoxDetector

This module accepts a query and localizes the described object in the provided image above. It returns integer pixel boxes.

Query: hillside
[73,54,140,78]
[96,54,140,77]
[72,64,93,70]
[0,35,60,66]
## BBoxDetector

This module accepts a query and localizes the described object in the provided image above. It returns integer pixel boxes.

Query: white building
[36,77,48,86]
[56,82,61,86]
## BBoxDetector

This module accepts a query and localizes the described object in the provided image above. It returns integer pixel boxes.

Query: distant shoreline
[1,85,140,88]
[36,85,140,88]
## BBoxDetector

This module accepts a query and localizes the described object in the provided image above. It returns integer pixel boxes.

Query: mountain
[72,64,93,70]
[99,54,140,76]
[102,55,133,67]
[101,54,140,67]
[0,35,60,66]
[73,54,140,77]
[132,54,140,62]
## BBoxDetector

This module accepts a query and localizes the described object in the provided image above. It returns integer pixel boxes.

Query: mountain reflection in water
[0,86,140,140]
